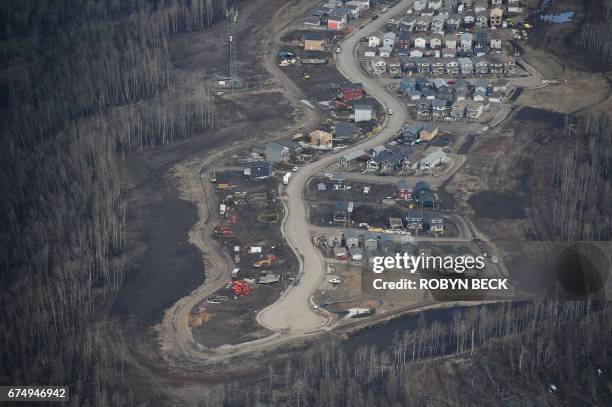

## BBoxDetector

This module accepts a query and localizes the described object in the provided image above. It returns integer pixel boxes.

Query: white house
[354,104,373,122]
[370,58,386,74]
[378,45,392,58]
[383,32,397,48]
[414,35,428,49]
[461,32,473,50]
[428,0,443,10]
[369,32,383,48]
[419,149,448,169]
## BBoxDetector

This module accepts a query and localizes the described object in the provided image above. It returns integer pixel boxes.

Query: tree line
[579,0,612,63]
[0,0,225,403]
[551,113,612,241]
[198,301,611,406]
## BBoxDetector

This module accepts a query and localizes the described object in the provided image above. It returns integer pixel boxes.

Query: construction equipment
[302,72,311,80]
[210,172,217,183]
[253,254,277,268]
[231,280,252,296]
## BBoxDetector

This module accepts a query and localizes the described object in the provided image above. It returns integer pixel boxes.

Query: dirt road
[257,0,416,333]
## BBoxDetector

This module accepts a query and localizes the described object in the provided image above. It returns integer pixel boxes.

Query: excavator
[253,254,277,268]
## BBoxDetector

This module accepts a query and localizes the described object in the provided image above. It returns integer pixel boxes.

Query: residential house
[504,58,516,74]
[475,12,489,29]
[445,14,461,31]
[398,32,412,48]
[334,122,354,141]
[419,149,448,171]
[310,130,333,149]
[422,88,436,99]
[463,12,476,27]
[387,58,402,75]
[474,58,489,74]
[264,142,290,163]
[363,231,378,251]
[249,161,270,178]
[341,82,365,101]
[493,78,509,93]
[389,218,404,230]
[431,98,447,118]
[489,91,504,103]
[491,0,503,4]
[349,245,365,261]
[427,213,445,233]
[304,32,325,51]
[454,80,468,99]
[410,47,425,58]
[428,0,443,9]
[396,179,414,200]
[420,124,439,141]
[346,4,361,17]
[430,34,443,49]
[371,58,387,74]
[415,76,430,90]
[405,210,424,234]
[369,32,383,47]
[415,15,432,31]
[474,44,488,57]
[431,15,446,32]
[417,59,431,74]
[418,100,431,117]
[380,234,395,254]
[442,48,456,59]
[339,149,367,167]
[433,78,449,93]
[413,181,437,206]
[431,58,445,74]
[327,10,348,30]
[461,32,473,50]
[450,101,466,119]
[474,0,487,13]
[466,102,483,119]
[446,58,460,74]
[364,47,377,57]
[383,32,397,48]
[445,34,458,49]
[489,56,504,73]
[333,201,349,222]
[378,45,392,58]
[400,123,424,143]
[344,229,360,248]
[414,34,428,49]
[354,104,373,122]
[475,31,488,48]
[458,57,474,74]
[414,0,427,11]
[407,90,422,101]
[490,31,502,49]
[473,88,486,102]
[400,77,417,93]
[400,16,418,32]
[490,7,503,26]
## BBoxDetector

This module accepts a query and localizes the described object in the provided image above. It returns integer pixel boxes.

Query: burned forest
[1,0,612,405]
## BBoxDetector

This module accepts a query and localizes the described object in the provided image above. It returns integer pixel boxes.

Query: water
[540,11,575,23]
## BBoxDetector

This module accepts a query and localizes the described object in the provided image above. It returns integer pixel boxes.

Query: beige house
[304,32,325,51]
[490,7,503,26]
[310,130,333,149]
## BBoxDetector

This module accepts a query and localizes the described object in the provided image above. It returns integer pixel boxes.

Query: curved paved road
[257,0,414,333]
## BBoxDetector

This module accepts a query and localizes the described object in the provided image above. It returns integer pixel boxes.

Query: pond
[540,11,575,23]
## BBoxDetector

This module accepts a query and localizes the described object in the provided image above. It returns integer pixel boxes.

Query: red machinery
[231,280,252,296]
